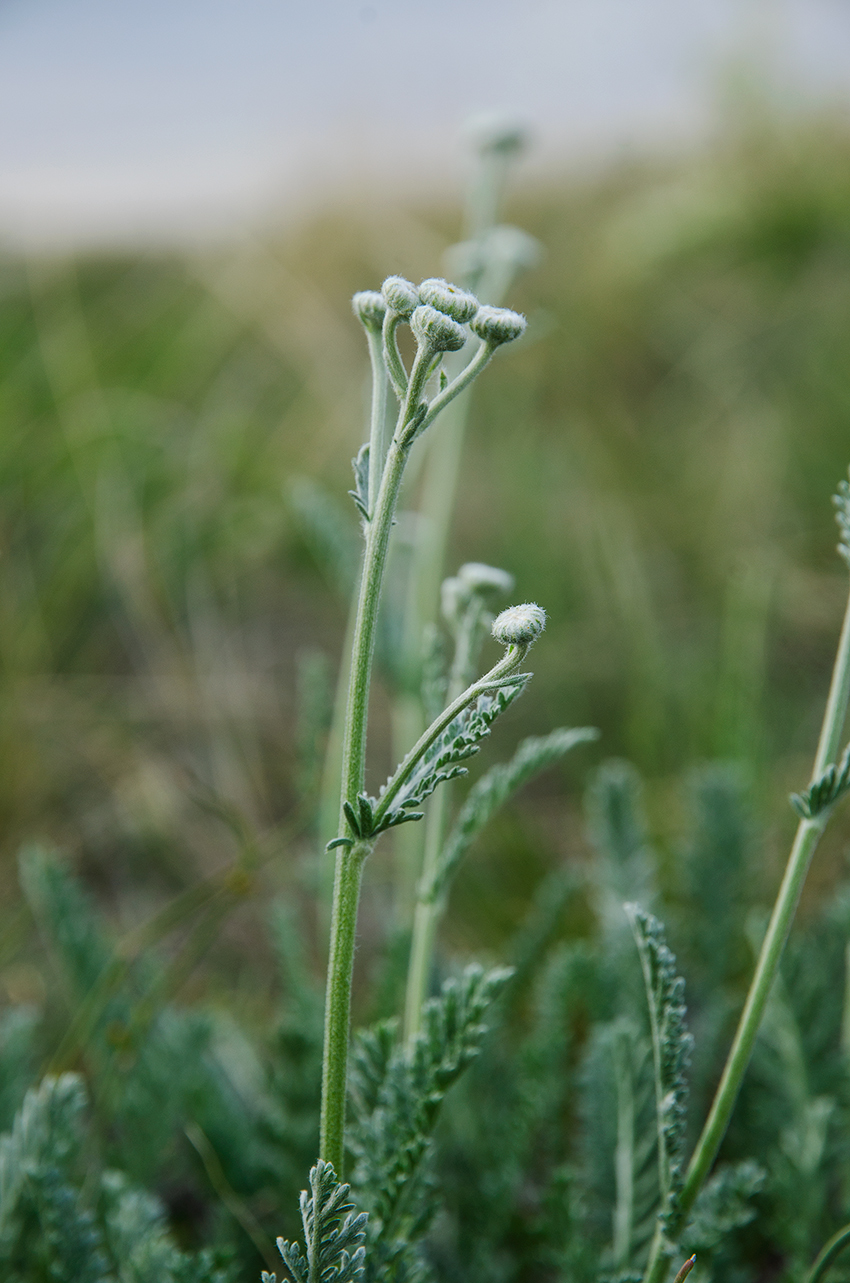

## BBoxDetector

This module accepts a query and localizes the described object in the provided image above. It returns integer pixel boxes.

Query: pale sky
[1,0,849,246]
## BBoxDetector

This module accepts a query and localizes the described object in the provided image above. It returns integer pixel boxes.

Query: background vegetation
[2,109,850,1281]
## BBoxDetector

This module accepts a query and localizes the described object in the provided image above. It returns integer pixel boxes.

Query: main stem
[642,579,850,1283]
[319,344,440,1174]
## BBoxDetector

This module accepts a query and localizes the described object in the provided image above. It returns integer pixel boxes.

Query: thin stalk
[642,580,850,1283]
[806,1223,850,1283]
[403,601,487,1042]
[404,887,442,1044]
[365,327,391,517]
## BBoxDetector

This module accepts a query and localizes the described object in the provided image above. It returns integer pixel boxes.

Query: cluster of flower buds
[353,274,527,355]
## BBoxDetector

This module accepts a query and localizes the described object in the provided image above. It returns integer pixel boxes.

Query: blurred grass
[2,111,850,1001]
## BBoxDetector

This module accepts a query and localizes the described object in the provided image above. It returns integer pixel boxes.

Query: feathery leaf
[428,726,598,903]
[625,906,692,1231]
[273,1161,367,1283]
[791,742,850,819]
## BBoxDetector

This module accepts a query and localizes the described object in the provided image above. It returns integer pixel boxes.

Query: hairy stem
[365,327,391,516]
[642,579,850,1283]
[320,839,371,1175]
[319,347,433,1173]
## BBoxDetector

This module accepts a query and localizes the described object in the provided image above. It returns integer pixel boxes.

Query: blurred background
[3,0,850,1080]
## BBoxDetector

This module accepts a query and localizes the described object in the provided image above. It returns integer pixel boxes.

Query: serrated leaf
[683,1159,765,1253]
[372,675,531,837]
[790,742,850,819]
[427,726,598,903]
[625,906,693,1233]
[276,1161,367,1283]
[348,966,511,1283]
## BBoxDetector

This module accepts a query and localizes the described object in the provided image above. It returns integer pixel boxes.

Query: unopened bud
[381,275,419,318]
[352,290,387,331]
[469,305,526,346]
[492,603,546,647]
[458,562,514,596]
[410,304,467,353]
[465,112,528,158]
[418,278,479,324]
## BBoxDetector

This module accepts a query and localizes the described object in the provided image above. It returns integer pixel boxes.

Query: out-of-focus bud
[418,278,479,324]
[492,603,546,647]
[440,576,467,625]
[469,305,526,346]
[458,562,515,596]
[465,112,528,158]
[352,290,387,331]
[410,304,467,353]
[381,275,419,318]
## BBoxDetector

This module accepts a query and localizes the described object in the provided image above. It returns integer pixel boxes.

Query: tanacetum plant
[7,118,850,1283]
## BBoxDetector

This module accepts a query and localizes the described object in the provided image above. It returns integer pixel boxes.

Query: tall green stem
[642,580,850,1283]
[319,349,432,1175]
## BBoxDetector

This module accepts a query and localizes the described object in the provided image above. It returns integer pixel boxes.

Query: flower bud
[410,304,467,353]
[458,562,514,596]
[469,305,526,346]
[440,576,466,625]
[492,603,546,647]
[381,275,419,318]
[418,278,479,324]
[352,290,386,331]
[465,112,528,158]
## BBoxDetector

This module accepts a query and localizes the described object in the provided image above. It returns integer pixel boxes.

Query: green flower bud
[492,603,546,647]
[458,562,514,596]
[381,275,419,318]
[352,290,387,331]
[469,305,526,346]
[410,304,467,353]
[418,278,479,323]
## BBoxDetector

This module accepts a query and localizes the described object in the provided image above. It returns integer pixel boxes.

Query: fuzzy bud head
[381,275,419,318]
[469,305,527,346]
[465,112,528,158]
[492,602,546,647]
[410,304,467,353]
[458,562,515,596]
[352,290,387,331]
[418,278,479,323]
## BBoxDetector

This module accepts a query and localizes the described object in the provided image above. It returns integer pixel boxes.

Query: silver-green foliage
[625,907,693,1234]
[348,966,512,1282]
[332,678,531,846]
[682,1159,765,1253]
[791,742,850,819]
[426,726,599,904]
[0,1075,231,1283]
[268,1161,367,1283]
